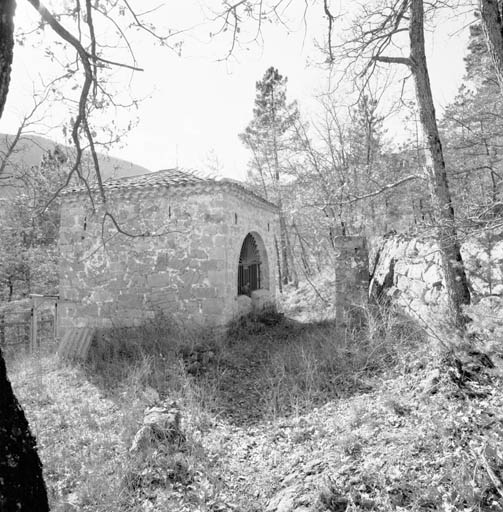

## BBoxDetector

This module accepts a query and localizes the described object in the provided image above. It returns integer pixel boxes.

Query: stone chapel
[57,169,279,333]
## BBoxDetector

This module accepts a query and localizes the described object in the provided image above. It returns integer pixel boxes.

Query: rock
[237,294,253,316]
[129,425,152,454]
[130,403,184,453]
[251,289,274,311]
[266,486,298,512]
[420,369,441,395]
[142,386,160,405]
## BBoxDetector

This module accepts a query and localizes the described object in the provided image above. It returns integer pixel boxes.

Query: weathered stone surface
[130,404,184,454]
[237,295,253,317]
[58,174,279,330]
[266,486,298,512]
[251,289,274,311]
[371,230,503,325]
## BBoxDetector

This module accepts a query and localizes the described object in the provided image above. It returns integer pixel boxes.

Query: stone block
[202,299,225,316]
[147,273,172,288]
[407,264,423,280]
[394,259,410,277]
[423,263,442,285]
[251,289,273,311]
[189,249,208,260]
[155,253,169,271]
[237,295,252,317]
[193,286,218,299]
[199,260,220,272]
[180,269,200,287]
[405,240,419,257]
[168,258,190,271]
[423,287,441,305]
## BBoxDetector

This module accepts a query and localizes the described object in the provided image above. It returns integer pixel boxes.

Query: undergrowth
[7,303,503,511]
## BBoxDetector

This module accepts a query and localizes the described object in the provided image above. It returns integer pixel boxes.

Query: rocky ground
[7,311,503,512]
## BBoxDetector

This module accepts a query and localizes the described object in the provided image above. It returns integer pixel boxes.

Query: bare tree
[0,0,15,118]
[335,0,471,329]
[1,0,184,231]
[240,66,300,287]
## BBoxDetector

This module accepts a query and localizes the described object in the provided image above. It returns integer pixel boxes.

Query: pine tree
[441,20,503,221]
[240,67,300,286]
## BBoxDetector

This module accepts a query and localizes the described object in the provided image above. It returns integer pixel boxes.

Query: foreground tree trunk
[0,3,49,505]
[0,347,49,510]
[479,0,503,97]
[0,0,15,117]
[408,0,470,328]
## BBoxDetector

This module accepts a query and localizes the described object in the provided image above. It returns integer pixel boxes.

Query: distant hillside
[0,133,150,198]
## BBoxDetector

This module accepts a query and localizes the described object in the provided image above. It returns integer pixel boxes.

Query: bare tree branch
[373,55,412,66]
[314,174,419,206]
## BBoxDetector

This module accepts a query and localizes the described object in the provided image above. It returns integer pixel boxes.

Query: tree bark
[274,235,283,293]
[278,206,291,285]
[283,216,298,287]
[479,0,503,97]
[409,0,470,328]
[0,2,49,507]
[0,0,15,118]
[0,347,49,510]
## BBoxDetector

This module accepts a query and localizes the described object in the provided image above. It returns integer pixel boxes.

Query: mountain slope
[0,133,149,198]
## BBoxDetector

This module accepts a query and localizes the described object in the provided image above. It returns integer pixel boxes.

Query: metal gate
[238,234,262,295]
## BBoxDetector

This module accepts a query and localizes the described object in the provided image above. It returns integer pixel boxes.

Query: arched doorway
[238,232,269,296]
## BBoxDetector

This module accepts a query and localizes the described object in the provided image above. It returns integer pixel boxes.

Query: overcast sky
[1,1,473,181]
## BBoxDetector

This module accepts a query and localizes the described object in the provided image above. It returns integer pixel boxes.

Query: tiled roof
[66,168,208,192]
[64,168,278,211]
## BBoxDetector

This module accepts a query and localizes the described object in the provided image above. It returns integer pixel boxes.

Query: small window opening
[267,222,270,232]
[168,206,172,218]
[234,213,238,224]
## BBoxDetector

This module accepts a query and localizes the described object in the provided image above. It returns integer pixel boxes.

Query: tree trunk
[278,208,291,285]
[0,347,49,510]
[274,235,283,293]
[0,6,48,506]
[479,0,503,97]
[409,0,470,328]
[0,0,15,118]
[293,221,312,276]
[283,217,298,287]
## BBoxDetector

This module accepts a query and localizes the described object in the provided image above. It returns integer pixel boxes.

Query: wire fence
[0,295,59,355]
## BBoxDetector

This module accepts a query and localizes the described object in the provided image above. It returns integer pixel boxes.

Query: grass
[6,304,503,511]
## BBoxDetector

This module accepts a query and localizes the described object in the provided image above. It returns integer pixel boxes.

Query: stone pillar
[333,236,369,326]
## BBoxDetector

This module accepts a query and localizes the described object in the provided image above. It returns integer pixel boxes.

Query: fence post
[30,297,38,353]
[54,301,58,341]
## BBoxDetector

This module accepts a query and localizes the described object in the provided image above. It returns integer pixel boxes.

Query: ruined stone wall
[58,186,278,332]
[370,231,503,324]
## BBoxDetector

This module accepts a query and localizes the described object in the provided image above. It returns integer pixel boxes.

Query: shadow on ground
[188,313,379,426]
[82,307,421,428]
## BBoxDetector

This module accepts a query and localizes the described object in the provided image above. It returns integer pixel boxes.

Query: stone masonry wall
[58,186,278,332]
[370,231,503,325]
